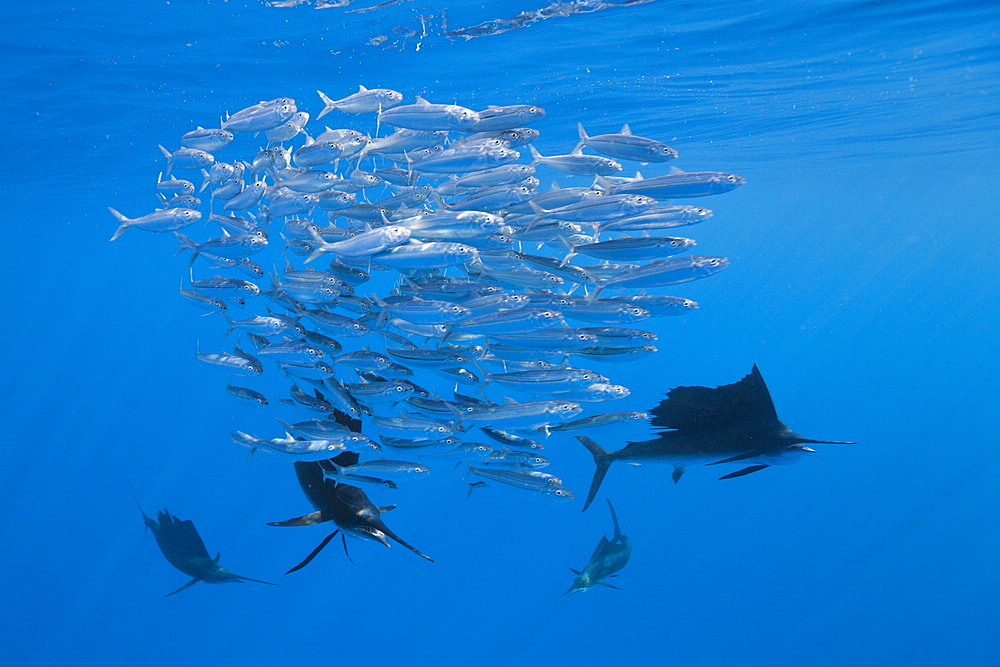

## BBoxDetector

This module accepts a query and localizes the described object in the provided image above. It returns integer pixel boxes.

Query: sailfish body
[577,365,855,511]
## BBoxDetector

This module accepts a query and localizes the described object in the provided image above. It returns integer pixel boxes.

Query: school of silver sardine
[109,87,744,503]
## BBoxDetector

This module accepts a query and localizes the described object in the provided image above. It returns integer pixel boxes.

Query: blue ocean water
[2,0,999,664]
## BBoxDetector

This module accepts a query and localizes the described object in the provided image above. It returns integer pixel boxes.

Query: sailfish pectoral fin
[285,530,339,575]
[235,574,278,586]
[266,510,331,527]
[341,533,355,566]
[706,452,759,466]
[164,577,201,597]
[596,580,624,590]
[798,438,856,445]
[718,464,770,480]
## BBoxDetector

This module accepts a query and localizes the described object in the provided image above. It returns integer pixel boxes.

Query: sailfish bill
[577,365,855,511]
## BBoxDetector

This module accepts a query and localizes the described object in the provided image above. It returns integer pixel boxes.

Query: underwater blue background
[3,0,999,664]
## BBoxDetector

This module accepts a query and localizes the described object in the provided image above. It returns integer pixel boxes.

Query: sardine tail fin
[108,207,131,241]
[107,206,129,222]
[304,228,328,264]
[109,223,130,242]
[577,435,613,512]
[528,144,542,164]
[158,145,174,176]
[316,90,336,119]
[173,231,196,256]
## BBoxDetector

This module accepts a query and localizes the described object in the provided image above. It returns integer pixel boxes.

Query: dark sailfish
[268,450,434,573]
[564,499,632,595]
[577,365,855,511]
[131,486,276,596]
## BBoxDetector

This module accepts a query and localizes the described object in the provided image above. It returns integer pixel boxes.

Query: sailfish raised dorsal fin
[649,364,780,433]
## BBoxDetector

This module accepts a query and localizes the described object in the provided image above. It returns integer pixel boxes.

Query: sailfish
[131,486,276,596]
[577,364,855,511]
[267,451,434,573]
[564,499,632,595]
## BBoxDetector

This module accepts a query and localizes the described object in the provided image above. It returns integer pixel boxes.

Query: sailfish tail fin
[606,498,622,540]
[577,436,613,513]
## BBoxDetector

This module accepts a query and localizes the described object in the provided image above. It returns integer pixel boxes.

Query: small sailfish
[131,485,275,596]
[564,499,632,595]
[577,365,855,511]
